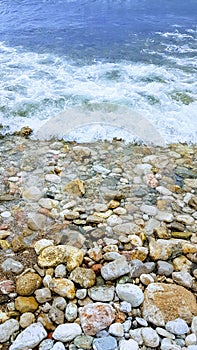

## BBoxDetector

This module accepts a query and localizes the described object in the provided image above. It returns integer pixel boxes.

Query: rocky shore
[0,134,197,350]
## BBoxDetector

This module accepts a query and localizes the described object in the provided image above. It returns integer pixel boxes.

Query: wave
[0,42,196,144]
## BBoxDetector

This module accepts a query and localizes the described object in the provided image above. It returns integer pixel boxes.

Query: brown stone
[0,280,15,294]
[79,302,116,335]
[64,179,85,196]
[15,296,38,313]
[142,283,197,326]
[16,272,42,296]
[70,267,96,288]
[11,235,26,252]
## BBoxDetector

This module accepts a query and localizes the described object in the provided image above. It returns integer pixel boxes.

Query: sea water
[0,0,196,143]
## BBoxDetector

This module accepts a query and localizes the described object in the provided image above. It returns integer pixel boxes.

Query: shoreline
[0,134,197,349]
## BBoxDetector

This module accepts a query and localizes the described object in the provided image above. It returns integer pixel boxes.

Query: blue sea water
[0,0,196,143]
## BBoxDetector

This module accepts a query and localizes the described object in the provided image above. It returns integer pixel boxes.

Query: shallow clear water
[0,0,197,143]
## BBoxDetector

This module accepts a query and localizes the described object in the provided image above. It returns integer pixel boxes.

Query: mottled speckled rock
[142,283,197,326]
[16,272,42,296]
[70,267,96,288]
[79,302,116,336]
[49,278,75,299]
[38,245,84,271]
[141,328,160,348]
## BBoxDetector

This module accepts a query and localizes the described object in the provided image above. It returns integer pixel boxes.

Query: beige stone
[15,296,38,313]
[16,272,42,296]
[38,245,84,271]
[149,238,197,261]
[64,179,85,196]
[49,278,75,299]
[70,267,96,288]
[142,283,197,326]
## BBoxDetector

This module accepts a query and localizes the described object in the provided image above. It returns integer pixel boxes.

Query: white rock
[141,327,160,347]
[51,342,65,350]
[39,339,54,350]
[53,323,82,342]
[101,257,130,281]
[120,301,132,313]
[156,327,175,340]
[166,318,189,335]
[156,211,174,222]
[140,204,157,216]
[191,316,197,335]
[39,198,59,209]
[116,283,144,307]
[187,346,197,350]
[185,333,197,346]
[156,186,172,196]
[0,319,19,343]
[2,258,24,274]
[22,186,43,201]
[119,339,139,350]
[176,214,195,225]
[129,329,143,345]
[34,239,54,254]
[10,322,47,350]
[88,286,115,302]
[160,338,181,350]
[1,211,11,218]
[109,323,124,337]
[65,303,78,322]
[45,174,61,183]
[172,270,193,288]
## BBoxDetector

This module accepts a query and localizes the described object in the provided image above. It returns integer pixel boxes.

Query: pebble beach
[0,133,197,350]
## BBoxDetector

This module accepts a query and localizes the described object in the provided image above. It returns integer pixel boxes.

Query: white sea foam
[0,42,196,144]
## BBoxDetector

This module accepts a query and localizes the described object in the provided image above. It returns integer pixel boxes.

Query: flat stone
[70,267,96,288]
[0,319,19,343]
[142,283,197,326]
[92,336,117,350]
[22,186,43,201]
[119,339,139,350]
[165,318,189,335]
[38,245,84,271]
[155,211,174,222]
[15,296,39,313]
[16,272,42,296]
[156,327,175,340]
[171,231,192,239]
[113,223,136,235]
[79,302,115,336]
[141,327,160,348]
[53,323,82,342]
[140,204,157,216]
[88,286,115,302]
[176,214,195,225]
[28,213,47,231]
[45,174,61,183]
[191,316,197,335]
[10,322,47,350]
[101,257,130,281]
[39,198,59,209]
[116,283,144,307]
[49,278,75,299]
[2,258,24,274]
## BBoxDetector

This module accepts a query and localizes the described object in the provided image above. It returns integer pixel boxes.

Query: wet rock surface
[0,135,197,349]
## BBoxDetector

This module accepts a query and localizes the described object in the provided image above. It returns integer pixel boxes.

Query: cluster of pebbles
[0,133,197,350]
